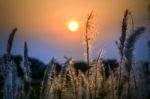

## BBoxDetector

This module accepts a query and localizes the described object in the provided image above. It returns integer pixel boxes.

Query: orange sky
[0,0,149,62]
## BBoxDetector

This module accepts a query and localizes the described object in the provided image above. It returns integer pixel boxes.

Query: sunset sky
[0,0,150,63]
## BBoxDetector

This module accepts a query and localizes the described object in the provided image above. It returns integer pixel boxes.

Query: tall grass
[0,8,150,99]
[0,28,32,99]
[116,9,129,99]
[3,28,18,99]
[84,11,96,67]
[124,27,145,99]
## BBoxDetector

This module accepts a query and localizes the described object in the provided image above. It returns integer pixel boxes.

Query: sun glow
[68,21,79,32]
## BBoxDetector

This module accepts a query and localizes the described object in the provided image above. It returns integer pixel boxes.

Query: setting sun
[68,21,79,32]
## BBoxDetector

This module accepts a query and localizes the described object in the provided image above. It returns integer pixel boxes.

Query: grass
[0,9,149,99]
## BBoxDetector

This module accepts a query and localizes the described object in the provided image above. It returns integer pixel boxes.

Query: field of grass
[0,9,150,99]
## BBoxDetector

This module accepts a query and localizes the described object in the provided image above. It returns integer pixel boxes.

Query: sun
[68,21,79,32]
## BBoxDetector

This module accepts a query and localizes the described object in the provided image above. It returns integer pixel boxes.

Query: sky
[0,0,150,63]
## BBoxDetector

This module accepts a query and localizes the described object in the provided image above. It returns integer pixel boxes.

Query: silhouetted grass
[0,8,149,99]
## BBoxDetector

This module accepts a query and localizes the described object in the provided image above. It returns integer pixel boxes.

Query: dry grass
[0,9,150,99]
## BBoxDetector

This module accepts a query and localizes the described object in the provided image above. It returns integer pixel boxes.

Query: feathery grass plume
[3,61,19,99]
[78,71,89,99]
[69,68,78,99]
[23,41,31,82]
[116,9,128,58]
[94,49,103,99]
[2,28,24,99]
[40,57,73,99]
[40,58,59,99]
[20,41,32,99]
[124,27,145,99]
[6,28,17,57]
[116,9,129,99]
[124,27,145,73]
[40,58,54,99]
[102,59,119,99]
[41,58,101,99]
[97,59,111,99]
[85,11,95,66]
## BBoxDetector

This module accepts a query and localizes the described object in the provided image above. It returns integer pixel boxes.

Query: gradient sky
[0,0,150,63]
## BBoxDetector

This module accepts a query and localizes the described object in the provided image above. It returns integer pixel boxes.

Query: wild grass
[0,28,32,99]
[84,11,96,67]
[0,9,149,99]
[115,9,129,99]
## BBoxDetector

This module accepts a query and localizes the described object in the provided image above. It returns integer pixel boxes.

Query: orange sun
[68,21,79,32]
